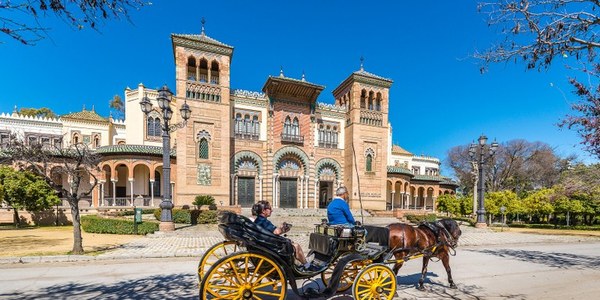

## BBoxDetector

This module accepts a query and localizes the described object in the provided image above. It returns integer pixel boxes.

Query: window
[41,137,50,146]
[376,92,382,111]
[147,116,162,137]
[199,58,208,82]
[0,133,9,147]
[210,60,219,84]
[199,138,209,159]
[234,111,259,140]
[368,91,374,110]
[366,154,373,172]
[72,133,79,144]
[360,89,366,109]
[94,135,101,148]
[412,166,420,175]
[318,123,339,148]
[284,116,292,135]
[187,56,196,80]
[292,117,299,136]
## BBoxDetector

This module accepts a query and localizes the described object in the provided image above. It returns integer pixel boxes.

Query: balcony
[281,133,304,144]
[234,131,259,141]
[318,141,338,149]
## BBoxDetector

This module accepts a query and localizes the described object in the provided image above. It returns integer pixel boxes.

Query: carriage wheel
[200,252,287,300]
[352,264,397,300]
[321,258,368,292]
[197,241,244,283]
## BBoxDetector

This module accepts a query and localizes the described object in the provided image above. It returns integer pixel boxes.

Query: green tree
[1,0,148,45]
[0,166,60,227]
[19,107,57,119]
[458,195,474,216]
[522,188,555,223]
[109,95,125,119]
[553,195,584,226]
[436,194,461,216]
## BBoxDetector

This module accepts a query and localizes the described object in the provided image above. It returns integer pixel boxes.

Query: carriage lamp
[469,134,499,228]
[139,84,191,231]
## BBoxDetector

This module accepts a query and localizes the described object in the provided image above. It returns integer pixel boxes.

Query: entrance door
[237,177,255,207]
[279,178,297,208]
[319,181,333,208]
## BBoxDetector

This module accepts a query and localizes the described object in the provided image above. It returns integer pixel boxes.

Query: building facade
[0,29,456,212]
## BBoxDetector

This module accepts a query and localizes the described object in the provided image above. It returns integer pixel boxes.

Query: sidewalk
[1,215,599,265]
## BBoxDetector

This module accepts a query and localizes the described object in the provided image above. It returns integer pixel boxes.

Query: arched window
[147,116,161,137]
[199,58,208,82]
[210,60,220,84]
[368,91,374,110]
[72,133,79,144]
[284,116,292,136]
[360,89,366,109]
[244,114,250,134]
[94,135,100,148]
[252,115,259,137]
[199,138,209,159]
[376,92,382,111]
[153,170,161,196]
[292,117,299,136]
[187,56,196,80]
[366,154,373,172]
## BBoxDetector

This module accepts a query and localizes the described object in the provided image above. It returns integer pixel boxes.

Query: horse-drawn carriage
[198,211,461,299]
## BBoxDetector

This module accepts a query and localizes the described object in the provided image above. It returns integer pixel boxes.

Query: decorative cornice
[96,145,176,158]
[387,166,414,176]
[171,34,234,57]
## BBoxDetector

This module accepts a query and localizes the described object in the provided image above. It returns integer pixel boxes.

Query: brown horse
[387,219,462,290]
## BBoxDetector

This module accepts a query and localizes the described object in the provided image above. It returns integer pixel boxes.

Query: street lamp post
[469,134,498,228]
[140,85,191,231]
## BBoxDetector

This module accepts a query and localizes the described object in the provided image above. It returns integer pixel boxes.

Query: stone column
[258,175,263,201]
[299,176,304,209]
[99,181,104,207]
[129,178,134,206]
[149,179,155,207]
[112,179,117,206]
[230,174,236,206]
[390,191,395,210]
[314,179,318,209]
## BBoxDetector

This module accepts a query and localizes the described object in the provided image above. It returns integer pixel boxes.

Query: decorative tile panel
[197,164,212,185]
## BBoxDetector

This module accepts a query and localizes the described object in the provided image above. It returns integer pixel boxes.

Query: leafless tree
[477,0,600,159]
[1,0,147,45]
[2,134,100,254]
[446,139,572,195]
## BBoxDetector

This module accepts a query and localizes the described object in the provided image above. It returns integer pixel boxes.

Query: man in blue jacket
[327,186,356,226]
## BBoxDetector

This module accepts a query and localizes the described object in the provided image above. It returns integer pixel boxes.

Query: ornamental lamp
[139,95,152,115]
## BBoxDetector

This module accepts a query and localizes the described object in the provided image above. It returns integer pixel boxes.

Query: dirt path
[0,226,141,257]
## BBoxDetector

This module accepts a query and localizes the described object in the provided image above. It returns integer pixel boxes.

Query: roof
[61,109,108,123]
[352,69,393,83]
[439,177,459,186]
[412,175,444,182]
[262,75,325,102]
[387,166,414,176]
[391,145,412,155]
[96,145,176,157]
[171,33,234,56]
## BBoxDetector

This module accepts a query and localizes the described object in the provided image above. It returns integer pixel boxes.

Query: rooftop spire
[301,70,306,82]
[12,105,17,114]
[201,17,206,36]
[360,56,364,71]
[279,66,285,77]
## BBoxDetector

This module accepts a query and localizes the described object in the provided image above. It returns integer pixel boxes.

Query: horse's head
[438,219,461,248]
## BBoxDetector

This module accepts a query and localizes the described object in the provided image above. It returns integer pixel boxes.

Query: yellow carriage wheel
[352,264,397,300]
[321,258,368,292]
[198,241,244,283]
[200,252,287,300]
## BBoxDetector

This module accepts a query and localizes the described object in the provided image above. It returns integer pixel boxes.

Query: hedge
[81,215,158,235]
[117,209,156,216]
[153,209,218,224]
[509,223,600,231]
[405,213,438,224]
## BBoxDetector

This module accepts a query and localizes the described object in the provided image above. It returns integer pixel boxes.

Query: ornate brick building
[0,28,456,213]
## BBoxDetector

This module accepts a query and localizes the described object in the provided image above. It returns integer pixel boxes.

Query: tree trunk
[13,208,20,228]
[69,197,84,254]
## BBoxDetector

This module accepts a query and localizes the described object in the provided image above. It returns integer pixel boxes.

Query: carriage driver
[327,186,356,226]
[252,201,312,270]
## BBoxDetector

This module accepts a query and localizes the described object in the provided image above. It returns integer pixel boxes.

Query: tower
[332,60,393,210]
[171,22,234,205]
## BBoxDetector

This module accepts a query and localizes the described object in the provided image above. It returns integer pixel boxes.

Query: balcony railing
[234,132,259,140]
[318,141,338,149]
[281,133,304,144]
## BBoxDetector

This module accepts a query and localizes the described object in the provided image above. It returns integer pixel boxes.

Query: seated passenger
[252,201,311,270]
[327,186,356,226]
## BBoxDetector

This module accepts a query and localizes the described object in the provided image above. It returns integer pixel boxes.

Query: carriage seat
[363,225,390,247]
[217,211,295,259]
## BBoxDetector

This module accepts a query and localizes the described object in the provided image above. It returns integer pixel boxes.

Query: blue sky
[1,0,598,170]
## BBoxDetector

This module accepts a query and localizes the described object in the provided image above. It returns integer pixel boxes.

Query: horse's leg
[392,251,407,274]
[418,257,430,291]
[440,251,456,289]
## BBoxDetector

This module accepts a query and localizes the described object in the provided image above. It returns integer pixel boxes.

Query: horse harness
[387,221,457,262]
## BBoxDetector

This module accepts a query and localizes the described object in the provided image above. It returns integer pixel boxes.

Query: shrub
[117,209,155,217]
[208,203,218,211]
[193,195,215,209]
[197,211,218,224]
[81,215,158,235]
[153,208,191,224]
[405,213,438,224]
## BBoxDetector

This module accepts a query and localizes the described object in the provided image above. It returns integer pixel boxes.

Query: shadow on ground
[467,249,600,269]
[0,274,199,300]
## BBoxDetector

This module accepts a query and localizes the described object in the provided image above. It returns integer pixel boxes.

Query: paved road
[1,241,599,299]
